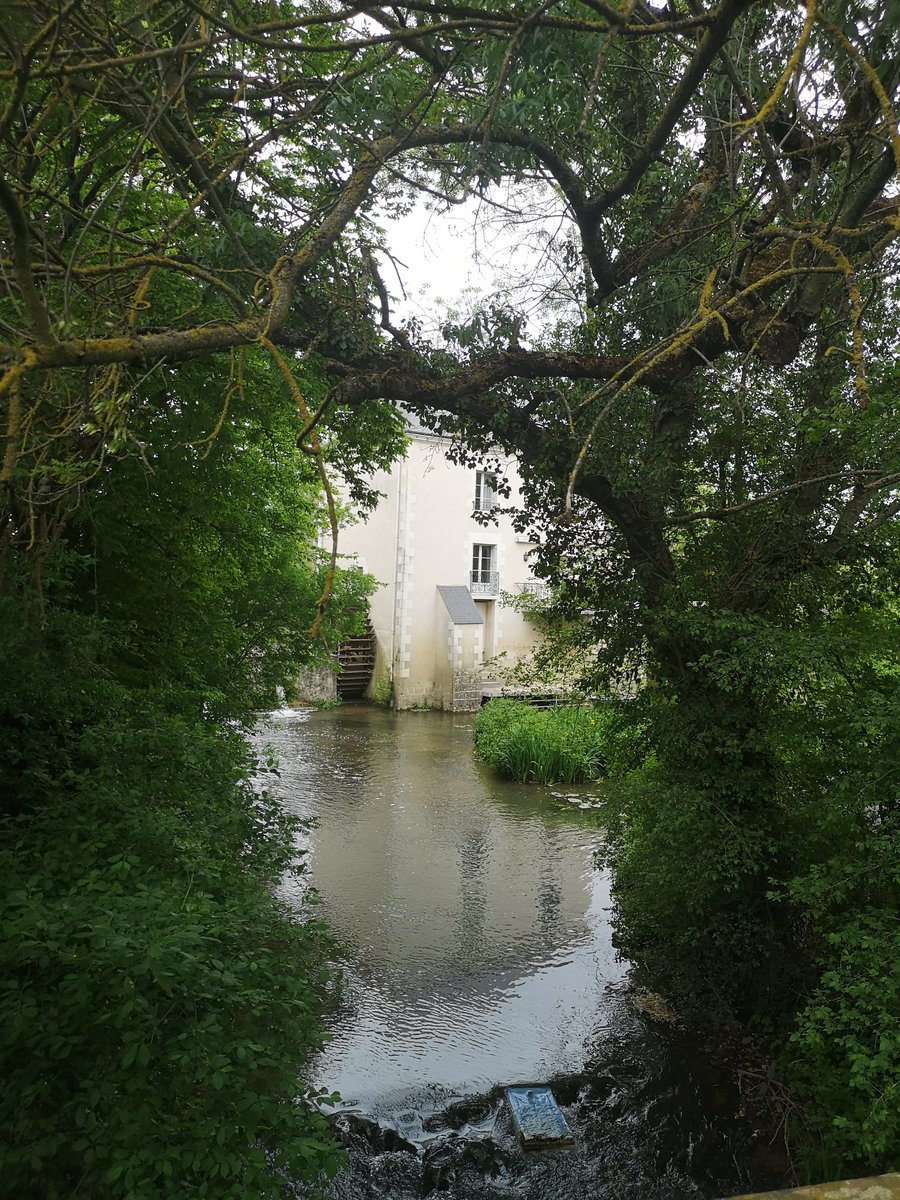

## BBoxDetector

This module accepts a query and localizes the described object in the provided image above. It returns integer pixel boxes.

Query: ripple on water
[256,708,786,1200]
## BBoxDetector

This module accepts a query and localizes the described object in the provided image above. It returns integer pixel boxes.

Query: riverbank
[315,994,791,1200]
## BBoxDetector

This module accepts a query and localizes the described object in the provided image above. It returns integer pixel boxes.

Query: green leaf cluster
[1,676,341,1197]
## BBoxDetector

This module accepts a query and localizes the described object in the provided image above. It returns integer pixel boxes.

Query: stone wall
[294,666,338,705]
[451,669,481,712]
[723,1174,900,1200]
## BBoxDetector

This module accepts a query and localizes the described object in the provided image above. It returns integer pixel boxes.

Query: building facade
[337,420,547,710]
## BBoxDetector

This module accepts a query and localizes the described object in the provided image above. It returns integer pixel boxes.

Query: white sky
[378,184,580,340]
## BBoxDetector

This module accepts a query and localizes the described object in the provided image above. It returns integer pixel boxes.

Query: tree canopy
[3,0,898,660]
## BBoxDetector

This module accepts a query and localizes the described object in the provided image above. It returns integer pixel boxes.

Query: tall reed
[473,699,608,784]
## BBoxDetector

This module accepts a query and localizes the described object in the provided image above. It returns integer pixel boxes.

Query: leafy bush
[596,757,798,1025]
[0,623,343,1198]
[0,348,383,1195]
[784,903,900,1176]
[778,788,900,1175]
[597,606,900,1171]
[768,628,900,1176]
[473,698,627,784]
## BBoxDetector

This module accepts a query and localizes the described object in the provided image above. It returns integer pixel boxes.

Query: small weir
[256,707,787,1199]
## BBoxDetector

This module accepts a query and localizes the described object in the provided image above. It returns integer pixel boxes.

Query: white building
[337,417,548,710]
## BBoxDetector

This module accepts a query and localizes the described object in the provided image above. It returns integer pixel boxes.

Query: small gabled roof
[437,585,483,625]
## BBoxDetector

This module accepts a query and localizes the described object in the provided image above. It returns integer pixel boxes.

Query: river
[255,705,785,1199]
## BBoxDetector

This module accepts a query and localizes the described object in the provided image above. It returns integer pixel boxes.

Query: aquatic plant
[473,699,618,784]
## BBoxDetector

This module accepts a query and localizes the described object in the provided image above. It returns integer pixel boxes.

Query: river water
[255,706,784,1200]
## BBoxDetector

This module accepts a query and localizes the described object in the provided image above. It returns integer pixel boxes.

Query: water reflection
[255,706,626,1111]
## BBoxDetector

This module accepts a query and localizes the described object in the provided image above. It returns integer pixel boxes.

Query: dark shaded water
[255,707,784,1200]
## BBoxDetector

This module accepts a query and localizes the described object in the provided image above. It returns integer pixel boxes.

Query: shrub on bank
[0,622,343,1198]
[473,698,625,784]
[0,350,378,1196]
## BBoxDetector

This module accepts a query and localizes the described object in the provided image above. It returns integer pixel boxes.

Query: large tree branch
[608,160,723,293]
[667,470,883,525]
[328,348,633,407]
[0,173,55,346]
[0,89,895,393]
[825,471,900,552]
[590,0,755,217]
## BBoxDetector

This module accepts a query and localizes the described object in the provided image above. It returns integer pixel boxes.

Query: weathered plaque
[505,1086,575,1151]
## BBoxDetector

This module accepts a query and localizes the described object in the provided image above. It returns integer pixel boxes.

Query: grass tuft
[473,699,611,784]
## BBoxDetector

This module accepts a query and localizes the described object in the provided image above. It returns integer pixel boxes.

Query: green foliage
[78,354,376,716]
[774,641,900,1175]
[0,348,381,1193]
[594,591,900,1163]
[474,698,626,784]
[785,902,900,1176]
[372,672,393,707]
[0,596,344,1197]
[598,755,796,1026]
[1,0,898,1184]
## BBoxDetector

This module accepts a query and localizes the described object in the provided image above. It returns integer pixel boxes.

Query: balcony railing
[519,580,552,600]
[470,571,500,597]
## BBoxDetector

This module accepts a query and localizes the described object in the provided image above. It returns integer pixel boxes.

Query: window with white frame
[471,543,496,584]
[474,470,497,512]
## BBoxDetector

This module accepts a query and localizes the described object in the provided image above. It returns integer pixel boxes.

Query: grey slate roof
[437,585,483,625]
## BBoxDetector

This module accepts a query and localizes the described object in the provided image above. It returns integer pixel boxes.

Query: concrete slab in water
[505,1086,575,1151]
